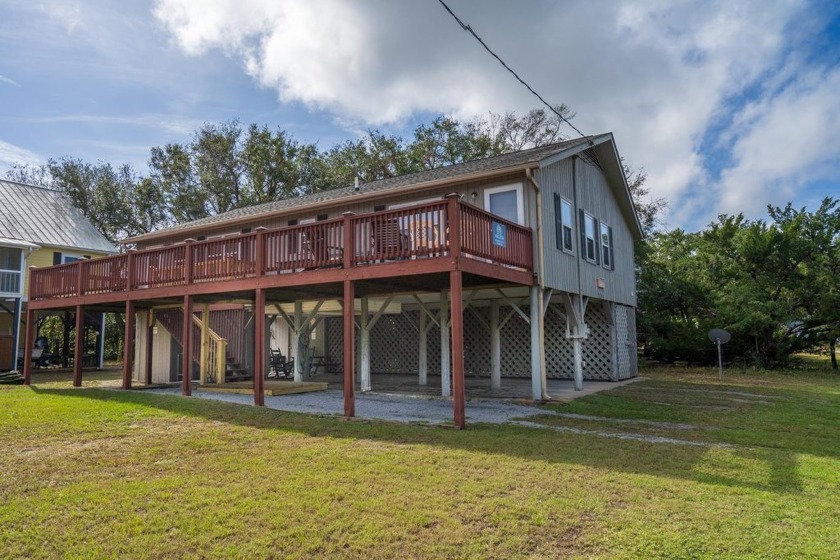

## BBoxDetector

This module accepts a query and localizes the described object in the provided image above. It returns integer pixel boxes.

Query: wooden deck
[26,197,534,310]
[22,197,537,430]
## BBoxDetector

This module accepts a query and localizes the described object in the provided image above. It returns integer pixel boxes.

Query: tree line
[6,107,575,244]
[638,199,840,369]
[5,107,837,369]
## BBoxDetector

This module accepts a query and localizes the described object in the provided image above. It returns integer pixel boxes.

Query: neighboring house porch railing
[29,198,534,301]
[0,270,21,294]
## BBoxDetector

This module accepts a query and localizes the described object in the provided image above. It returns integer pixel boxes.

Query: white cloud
[152,0,831,227]
[26,113,205,136]
[714,64,840,217]
[0,74,20,87]
[0,140,42,168]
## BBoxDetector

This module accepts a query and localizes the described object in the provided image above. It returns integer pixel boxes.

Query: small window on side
[600,223,612,269]
[553,195,575,253]
[584,213,597,262]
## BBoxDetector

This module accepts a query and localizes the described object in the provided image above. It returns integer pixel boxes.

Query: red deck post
[450,269,466,429]
[255,227,267,277]
[253,288,266,406]
[22,307,35,385]
[184,239,195,286]
[343,279,355,417]
[182,294,193,396]
[73,305,84,387]
[342,212,355,269]
[145,310,154,385]
[446,193,462,261]
[122,300,135,390]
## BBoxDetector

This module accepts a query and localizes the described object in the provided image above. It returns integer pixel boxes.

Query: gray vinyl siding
[537,158,580,294]
[539,156,636,307]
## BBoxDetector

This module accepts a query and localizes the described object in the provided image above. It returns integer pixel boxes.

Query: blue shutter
[554,194,563,250]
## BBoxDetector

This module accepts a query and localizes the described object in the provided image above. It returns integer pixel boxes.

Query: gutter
[122,162,539,246]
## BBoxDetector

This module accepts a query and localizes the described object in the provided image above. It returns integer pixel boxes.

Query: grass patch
[1,368,839,558]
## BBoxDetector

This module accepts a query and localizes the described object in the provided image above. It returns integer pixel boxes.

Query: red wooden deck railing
[29,199,533,301]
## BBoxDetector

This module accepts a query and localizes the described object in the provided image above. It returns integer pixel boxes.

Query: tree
[149,143,207,224]
[191,120,244,214]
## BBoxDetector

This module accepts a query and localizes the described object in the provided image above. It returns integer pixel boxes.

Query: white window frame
[484,183,525,225]
[600,221,612,269]
[583,212,597,263]
[0,246,24,295]
[559,196,574,254]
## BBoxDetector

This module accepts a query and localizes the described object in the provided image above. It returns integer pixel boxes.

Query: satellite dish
[708,328,731,380]
[708,329,731,344]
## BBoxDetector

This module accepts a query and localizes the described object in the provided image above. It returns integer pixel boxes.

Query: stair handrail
[191,314,228,384]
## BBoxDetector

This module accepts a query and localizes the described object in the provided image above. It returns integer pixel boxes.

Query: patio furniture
[268,349,294,379]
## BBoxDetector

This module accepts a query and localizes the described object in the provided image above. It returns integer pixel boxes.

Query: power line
[436,0,592,144]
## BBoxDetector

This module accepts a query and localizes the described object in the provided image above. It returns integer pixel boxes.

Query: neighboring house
[23,133,642,427]
[0,179,117,371]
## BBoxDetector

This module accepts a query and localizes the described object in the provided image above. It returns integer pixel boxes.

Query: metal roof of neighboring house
[124,133,643,244]
[0,179,118,254]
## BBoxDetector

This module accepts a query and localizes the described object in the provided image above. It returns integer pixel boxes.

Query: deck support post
[360,296,370,392]
[122,300,134,390]
[293,300,303,382]
[10,297,21,377]
[530,286,546,401]
[343,280,355,418]
[22,307,35,385]
[145,310,154,385]
[490,298,501,389]
[450,270,466,429]
[253,288,265,406]
[181,295,193,396]
[418,310,427,385]
[73,305,84,387]
[439,289,450,397]
[572,331,584,391]
[199,304,210,384]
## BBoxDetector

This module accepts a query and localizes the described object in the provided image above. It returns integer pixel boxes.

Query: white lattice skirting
[326,301,637,381]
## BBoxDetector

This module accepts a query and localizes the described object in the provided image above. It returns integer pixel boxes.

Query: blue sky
[1,0,838,231]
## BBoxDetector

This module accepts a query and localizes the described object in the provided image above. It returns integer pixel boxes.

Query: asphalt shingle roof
[127,137,595,243]
[0,179,117,253]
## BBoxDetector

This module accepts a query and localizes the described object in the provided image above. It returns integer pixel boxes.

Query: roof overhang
[0,237,40,250]
[122,162,538,246]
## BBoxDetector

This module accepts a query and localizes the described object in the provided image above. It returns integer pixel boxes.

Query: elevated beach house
[23,134,642,427]
[1,179,117,371]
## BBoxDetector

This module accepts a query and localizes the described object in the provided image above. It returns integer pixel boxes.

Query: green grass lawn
[1,368,838,559]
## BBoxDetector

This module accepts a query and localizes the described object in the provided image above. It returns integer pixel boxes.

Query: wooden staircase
[155,307,253,384]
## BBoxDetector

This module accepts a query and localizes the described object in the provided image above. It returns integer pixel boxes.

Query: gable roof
[0,179,117,254]
[125,133,642,244]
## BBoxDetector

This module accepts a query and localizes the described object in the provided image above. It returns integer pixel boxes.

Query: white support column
[530,286,546,400]
[293,301,303,382]
[360,297,371,392]
[490,298,501,389]
[418,310,428,386]
[440,289,450,397]
[573,326,584,391]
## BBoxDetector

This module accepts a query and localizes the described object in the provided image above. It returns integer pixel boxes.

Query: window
[600,222,614,269]
[0,247,22,294]
[581,211,598,263]
[0,247,21,271]
[553,195,574,252]
[484,183,524,225]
